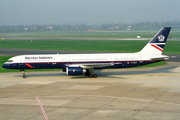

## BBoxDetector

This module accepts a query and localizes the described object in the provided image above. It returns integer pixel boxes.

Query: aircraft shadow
[70,65,179,79]
[95,65,179,79]
[15,72,65,78]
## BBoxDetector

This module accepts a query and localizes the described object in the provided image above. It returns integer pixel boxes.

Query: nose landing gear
[20,69,26,78]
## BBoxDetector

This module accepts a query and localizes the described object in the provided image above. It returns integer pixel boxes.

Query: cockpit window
[7,60,13,62]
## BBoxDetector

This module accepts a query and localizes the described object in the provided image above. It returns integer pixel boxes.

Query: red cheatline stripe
[150,44,163,52]
[25,63,33,68]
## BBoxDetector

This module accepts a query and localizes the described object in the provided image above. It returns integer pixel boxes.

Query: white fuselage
[7,53,155,64]
[3,52,168,70]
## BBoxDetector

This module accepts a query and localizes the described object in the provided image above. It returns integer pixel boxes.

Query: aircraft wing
[67,63,113,69]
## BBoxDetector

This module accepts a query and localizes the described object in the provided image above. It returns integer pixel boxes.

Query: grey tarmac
[1,62,180,120]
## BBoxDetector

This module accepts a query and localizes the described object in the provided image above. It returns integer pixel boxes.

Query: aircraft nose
[2,63,9,69]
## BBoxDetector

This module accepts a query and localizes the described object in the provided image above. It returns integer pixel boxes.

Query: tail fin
[139,27,171,55]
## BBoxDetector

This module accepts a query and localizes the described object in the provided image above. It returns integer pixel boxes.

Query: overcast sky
[0,0,180,25]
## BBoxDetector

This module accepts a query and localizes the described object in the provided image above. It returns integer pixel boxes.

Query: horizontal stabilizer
[151,56,169,60]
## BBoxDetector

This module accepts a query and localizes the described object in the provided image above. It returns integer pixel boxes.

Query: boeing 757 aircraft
[2,27,171,78]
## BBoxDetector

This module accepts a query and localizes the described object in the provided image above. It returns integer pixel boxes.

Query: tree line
[0,21,180,33]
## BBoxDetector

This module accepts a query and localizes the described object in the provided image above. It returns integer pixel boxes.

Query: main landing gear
[20,69,26,78]
[85,69,97,78]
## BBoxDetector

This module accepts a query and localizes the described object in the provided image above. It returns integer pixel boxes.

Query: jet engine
[66,67,84,75]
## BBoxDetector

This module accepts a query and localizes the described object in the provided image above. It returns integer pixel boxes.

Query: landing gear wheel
[93,74,97,78]
[23,75,26,78]
[88,74,97,78]
[85,69,97,78]
[89,74,93,78]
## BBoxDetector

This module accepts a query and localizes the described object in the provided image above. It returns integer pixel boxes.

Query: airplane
[2,27,171,78]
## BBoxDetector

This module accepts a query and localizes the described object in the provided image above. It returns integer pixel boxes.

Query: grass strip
[0,40,180,54]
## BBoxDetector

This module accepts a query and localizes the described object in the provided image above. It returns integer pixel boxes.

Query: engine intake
[66,67,84,76]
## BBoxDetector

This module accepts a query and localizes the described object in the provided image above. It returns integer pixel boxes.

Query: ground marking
[36,97,49,120]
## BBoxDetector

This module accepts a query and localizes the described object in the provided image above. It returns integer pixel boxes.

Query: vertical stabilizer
[139,27,171,55]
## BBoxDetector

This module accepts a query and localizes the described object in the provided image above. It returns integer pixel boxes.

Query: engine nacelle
[66,67,84,76]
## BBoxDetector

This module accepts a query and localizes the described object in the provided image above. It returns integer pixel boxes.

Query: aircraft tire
[23,75,26,78]
[93,74,97,78]
[89,74,93,78]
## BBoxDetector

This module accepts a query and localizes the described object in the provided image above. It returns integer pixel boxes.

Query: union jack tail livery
[139,27,171,55]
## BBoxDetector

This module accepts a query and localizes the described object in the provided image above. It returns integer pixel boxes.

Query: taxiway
[0,62,180,120]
